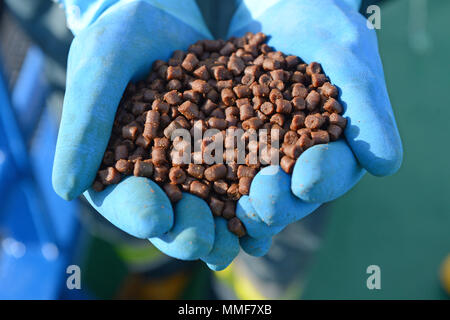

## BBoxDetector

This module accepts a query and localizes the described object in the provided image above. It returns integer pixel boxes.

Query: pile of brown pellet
[92,32,347,237]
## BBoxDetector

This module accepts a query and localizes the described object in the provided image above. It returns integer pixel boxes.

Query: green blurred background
[304,0,450,299]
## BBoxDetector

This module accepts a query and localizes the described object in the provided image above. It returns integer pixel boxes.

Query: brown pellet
[164,183,183,202]
[154,137,170,149]
[222,201,236,219]
[186,163,205,179]
[228,55,245,76]
[242,117,263,130]
[181,53,199,72]
[204,164,227,182]
[323,98,343,113]
[164,90,182,105]
[115,144,128,160]
[221,88,236,106]
[191,79,210,94]
[290,114,305,131]
[311,130,330,144]
[321,82,338,97]
[305,114,325,129]
[207,117,228,130]
[239,104,254,121]
[152,148,167,166]
[238,177,252,195]
[228,217,246,237]
[103,151,115,167]
[283,143,302,159]
[213,65,232,80]
[92,180,105,192]
[311,73,327,87]
[115,159,134,175]
[153,165,169,183]
[213,180,228,195]
[306,62,321,75]
[297,134,314,150]
[143,110,159,139]
[190,180,210,199]
[166,66,183,80]
[292,96,306,110]
[178,101,199,120]
[133,159,154,177]
[122,124,138,141]
[280,156,296,174]
[169,167,186,184]
[276,99,292,114]
[329,113,347,128]
[328,124,343,141]
[284,130,299,145]
[237,165,256,179]
[209,196,225,217]
[99,167,121,185]
[193,65,210,80]
[252,84,270,97]
[233,85,251,98]
[292,83,308,99]
[305,90,321,111]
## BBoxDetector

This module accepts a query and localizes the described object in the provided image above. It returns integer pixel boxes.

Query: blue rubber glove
[52,0,229,262]
[229,0,403,255]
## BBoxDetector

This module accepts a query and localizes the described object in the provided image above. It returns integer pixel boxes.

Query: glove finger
[291,140,366,203]
[201,217,240,271]
[53,4,212,200]
[84,176,173,239]
[149,193,214,260]
[249,166,321,227]
[228,1,402,176]
[236,195,285,239]
[240,235,272,257]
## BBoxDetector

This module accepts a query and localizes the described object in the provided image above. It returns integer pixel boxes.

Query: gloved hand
[228,0,403,256]
[52,0,241,268]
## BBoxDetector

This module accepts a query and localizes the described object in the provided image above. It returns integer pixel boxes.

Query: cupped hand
[52,1,238,263]
[228,0,403,255]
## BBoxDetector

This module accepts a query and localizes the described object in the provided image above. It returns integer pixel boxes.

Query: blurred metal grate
[0,9,31,89]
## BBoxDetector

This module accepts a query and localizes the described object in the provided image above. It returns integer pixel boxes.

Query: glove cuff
[59,0,211,38]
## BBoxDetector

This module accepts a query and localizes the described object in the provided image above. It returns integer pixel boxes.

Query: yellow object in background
[440,255,450,296]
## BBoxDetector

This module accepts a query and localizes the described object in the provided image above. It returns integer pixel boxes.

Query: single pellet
[222,201,236,219]
[209,196,225,216]
[190,180,210,199]
[133,159,154,177]
[152,147,167,166]
[239,177,252,195]
[115,145,128,160]
[329,113,347,128]
[169,167,186,184]
[228,217,246,237]
[204,164,227,182]
[280,156,296,174]
[115,159,134,174]
[305,114,325,129]
[311,130,330,144]
[99,167,121,185]
[323,98,343,113]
